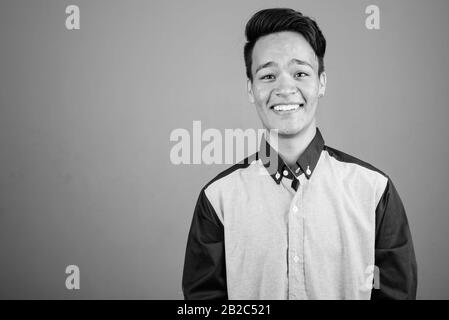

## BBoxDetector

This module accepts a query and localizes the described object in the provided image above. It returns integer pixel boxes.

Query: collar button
[306,166,312,175]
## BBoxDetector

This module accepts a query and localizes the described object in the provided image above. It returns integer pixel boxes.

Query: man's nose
[274,75,298,97]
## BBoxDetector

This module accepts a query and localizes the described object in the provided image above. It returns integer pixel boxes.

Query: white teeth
[273,104,300,111]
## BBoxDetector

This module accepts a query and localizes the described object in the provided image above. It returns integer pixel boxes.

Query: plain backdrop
[0,0,448,299]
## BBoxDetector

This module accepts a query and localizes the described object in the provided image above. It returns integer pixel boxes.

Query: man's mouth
[270,103,305,113]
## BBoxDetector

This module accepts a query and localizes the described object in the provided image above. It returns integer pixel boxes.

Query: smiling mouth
[270,103,305,112]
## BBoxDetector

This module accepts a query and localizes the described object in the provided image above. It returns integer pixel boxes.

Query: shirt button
[275,172,280,179]
[292,206,298,213]
[295,168,300,173]
[283,170,289,176]
[293,256,299,263]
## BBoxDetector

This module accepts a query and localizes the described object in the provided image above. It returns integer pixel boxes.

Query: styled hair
[244,8,326,81]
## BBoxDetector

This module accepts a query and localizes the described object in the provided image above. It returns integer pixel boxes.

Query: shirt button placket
[288,176,308,300]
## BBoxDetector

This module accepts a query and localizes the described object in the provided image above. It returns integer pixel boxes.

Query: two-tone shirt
[182,128,417,299]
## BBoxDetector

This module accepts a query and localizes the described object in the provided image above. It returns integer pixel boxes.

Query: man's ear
[247,79,255,104]
[318,71,327,97]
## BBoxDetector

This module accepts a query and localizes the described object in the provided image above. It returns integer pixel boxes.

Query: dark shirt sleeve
[182,189,228,300]
[371,178,418,300]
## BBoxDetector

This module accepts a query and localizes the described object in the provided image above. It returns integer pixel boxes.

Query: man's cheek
[255,94,268,106]
[259,89,271,104]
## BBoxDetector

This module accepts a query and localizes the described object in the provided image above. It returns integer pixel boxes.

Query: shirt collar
[257,128,325,184]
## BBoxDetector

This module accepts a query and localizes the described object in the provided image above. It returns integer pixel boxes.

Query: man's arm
[371,178,418,300]
[182,188,228,300]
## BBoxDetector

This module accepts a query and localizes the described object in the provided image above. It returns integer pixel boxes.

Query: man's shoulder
[323,145,389,179]
[323,145,392,205]
[203,153,258,191]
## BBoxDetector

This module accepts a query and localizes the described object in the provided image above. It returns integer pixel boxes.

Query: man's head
[244,8,327,136]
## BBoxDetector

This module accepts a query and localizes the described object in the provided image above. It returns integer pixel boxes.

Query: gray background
[0,0,448,299]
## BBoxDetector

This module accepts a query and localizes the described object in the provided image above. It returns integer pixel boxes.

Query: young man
[182,8,417,300]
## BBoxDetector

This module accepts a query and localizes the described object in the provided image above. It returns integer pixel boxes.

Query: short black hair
[244,8,326,81]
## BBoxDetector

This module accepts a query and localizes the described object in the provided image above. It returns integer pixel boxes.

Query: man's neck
[267,123,317,168]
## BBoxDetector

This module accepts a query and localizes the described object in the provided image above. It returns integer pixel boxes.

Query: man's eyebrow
[289,59,313,69]
[255,59,314,74]
[255,61,277,74]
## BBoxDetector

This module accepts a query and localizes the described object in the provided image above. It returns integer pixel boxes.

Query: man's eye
[261,74,275,80]
[295,72,308,78]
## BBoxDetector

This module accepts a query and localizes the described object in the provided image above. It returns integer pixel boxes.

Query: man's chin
[267,122,313,138]
[277,128,303,137]
[265,125,301,137]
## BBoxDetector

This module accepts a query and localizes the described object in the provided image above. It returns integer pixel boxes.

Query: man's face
[248,31,326,136]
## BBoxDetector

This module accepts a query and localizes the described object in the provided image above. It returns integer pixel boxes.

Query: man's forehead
[252,31,318,69]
